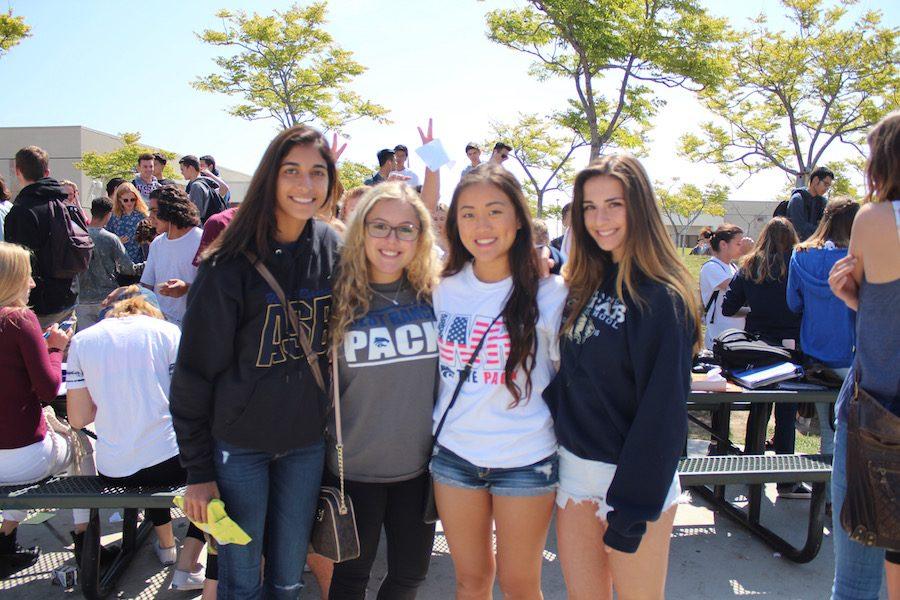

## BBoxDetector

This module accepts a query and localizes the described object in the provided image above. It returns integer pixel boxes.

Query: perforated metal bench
[678,454,832,563]
[0,476,183,599]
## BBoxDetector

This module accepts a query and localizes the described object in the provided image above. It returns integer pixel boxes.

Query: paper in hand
[415,139,454,172]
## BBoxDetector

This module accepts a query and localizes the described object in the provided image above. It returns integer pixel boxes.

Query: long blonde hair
[329,183,440,347]
[562,155,701,352]
[0,242,33,309]
[112,182,149,217]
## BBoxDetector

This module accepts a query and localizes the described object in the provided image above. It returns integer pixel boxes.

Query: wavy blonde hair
[562,155,701,352]
[105,287,165,320]
[330,182,440,347]
[0,242,33,309]
[112,182,149,217]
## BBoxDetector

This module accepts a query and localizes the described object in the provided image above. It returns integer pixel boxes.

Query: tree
[75,132,179,182]
[0,10,30,60]
[194,3,388,130]
[486,0,730,160]
[337,160,373,191]
[680,0,898,186]
[657,180,728,250]
[489,113,584,216]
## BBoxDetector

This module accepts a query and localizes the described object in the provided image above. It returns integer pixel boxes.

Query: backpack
[712,328,795,372]
[773,199,789,218]
[187,177,226,223]
[44,199,94,279]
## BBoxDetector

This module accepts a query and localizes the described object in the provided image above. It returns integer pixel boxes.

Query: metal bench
[678,454,832,563]
[0,476,183,599]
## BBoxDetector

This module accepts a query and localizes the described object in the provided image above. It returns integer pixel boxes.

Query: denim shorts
[429,445,558,497]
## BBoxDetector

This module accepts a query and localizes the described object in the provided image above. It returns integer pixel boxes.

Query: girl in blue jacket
[545,155,700,599]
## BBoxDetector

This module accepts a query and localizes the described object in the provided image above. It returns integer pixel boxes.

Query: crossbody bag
[244,251,360,562]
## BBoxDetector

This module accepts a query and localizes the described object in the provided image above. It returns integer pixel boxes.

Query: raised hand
[417,118,434,146]
[330,133,347,162]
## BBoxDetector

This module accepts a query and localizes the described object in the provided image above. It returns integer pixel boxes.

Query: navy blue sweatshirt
[721,252,800,345]
[169,219,340,484]
[544,265,692,553]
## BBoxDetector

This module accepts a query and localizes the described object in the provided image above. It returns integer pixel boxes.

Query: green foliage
[0,10,30,59]
[679,0,898,184]
[337,160,373,191]
[488,113,584,215]
[74,132,179,183]
[657,180,728,249]
[486,0,730,159]
[194,3,389,130]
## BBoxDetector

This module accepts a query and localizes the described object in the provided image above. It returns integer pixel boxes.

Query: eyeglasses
[365,221,420,241]
[121,197,137,203]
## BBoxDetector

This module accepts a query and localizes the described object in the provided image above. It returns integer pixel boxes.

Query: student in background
[699,224,745,350]
[545,155,699,599]
[106,182,150,266]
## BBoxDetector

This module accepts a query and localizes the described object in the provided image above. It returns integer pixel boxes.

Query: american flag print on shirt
[437,312,510,385]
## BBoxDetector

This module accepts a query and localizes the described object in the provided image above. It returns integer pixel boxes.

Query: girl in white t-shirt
[699,224,747,349]
[430,163,567,598]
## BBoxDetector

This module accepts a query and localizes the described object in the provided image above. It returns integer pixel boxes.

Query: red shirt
[0,307,61,449]
[193,207,238,266]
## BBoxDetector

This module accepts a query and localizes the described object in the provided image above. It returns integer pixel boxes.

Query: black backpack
[712,328,795,372]
[773,199,789,218]
[44,199,94,279]
[188,177,226,223]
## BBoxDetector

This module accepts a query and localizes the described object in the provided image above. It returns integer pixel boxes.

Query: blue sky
[1,0,896,222]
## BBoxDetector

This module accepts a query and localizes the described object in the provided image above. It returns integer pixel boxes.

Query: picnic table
[681,385,837,563]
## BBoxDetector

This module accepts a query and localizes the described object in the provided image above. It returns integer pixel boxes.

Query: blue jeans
[213,439,325,600]
[429,445,558,496]
[831,419,884,599]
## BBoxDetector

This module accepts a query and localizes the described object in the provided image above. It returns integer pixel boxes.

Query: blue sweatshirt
[721,252,801,345]
[786,245,855,368]
[544,265,692,553]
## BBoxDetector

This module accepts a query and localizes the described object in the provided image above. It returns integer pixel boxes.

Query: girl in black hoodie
[545,155,700,599]
[169,126,341,598]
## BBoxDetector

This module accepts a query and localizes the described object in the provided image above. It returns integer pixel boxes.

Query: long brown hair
[796,197,859,251]
[562,155,701,352]
[206,125,337,261]
[740,217,798,283]
[443,164,539,406]
[865,110,900,204]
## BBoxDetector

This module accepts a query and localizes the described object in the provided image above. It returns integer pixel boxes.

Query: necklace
[370,279,405,306]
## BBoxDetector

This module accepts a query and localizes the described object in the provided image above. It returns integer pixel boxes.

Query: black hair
[90,197,113,219]
[152,152,167,165]
[393,145,408,155]
[150,185,200,229]
[376,149,395,167]
[710,224,743,251]
[810,166,835,183]
[493,142,512,153]
[137,152,154,165]
[179,155,201,171]
[106,177,126,198]
[199,155,220,176]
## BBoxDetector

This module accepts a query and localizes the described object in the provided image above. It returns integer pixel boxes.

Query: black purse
[245,252,360,563]
[841,367,900,551]
[424,314,502,524]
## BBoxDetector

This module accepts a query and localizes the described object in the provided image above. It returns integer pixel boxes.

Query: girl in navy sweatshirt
[170,126,341,599]
[544,155,700,599]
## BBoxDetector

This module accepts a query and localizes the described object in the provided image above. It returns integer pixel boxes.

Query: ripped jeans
[213,438,324,600]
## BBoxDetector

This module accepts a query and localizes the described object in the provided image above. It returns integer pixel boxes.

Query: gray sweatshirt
[78,226,140,303]
[327,278,438,483]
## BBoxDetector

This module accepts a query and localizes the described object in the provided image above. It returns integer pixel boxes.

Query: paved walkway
[2,481,885,599]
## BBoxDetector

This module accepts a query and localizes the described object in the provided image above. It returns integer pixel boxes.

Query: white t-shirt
[66,316,181,477]
[700,256,744,349]
[393,168,420,188]
[140,228,202,327]
[433,263,567,468]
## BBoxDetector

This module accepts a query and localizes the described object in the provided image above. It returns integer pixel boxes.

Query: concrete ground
[2,484,887,600]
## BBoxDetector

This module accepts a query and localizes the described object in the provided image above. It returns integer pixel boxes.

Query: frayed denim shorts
[429,445,558,497]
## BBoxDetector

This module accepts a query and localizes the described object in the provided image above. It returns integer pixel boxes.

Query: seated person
[66,286,206,589]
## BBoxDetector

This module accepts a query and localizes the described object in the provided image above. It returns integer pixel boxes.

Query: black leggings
[327,472,435,600]
[100,454,203,542]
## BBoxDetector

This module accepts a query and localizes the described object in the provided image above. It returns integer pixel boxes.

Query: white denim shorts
[556,446,683,521]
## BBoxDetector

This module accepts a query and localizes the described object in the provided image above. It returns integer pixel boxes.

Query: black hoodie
[786,188,825,241]
[168,219,340,484]
[3,178,77,315]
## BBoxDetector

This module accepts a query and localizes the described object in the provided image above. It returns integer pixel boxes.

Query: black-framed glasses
[365,221,420,241]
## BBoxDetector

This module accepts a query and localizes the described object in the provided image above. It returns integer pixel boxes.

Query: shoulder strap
[331,345,349,513]
[433,313,503,444]
[243,250,326,393]
[701,259,730,321]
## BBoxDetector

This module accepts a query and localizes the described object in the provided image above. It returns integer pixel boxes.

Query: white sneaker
[170,566,205,591]
[154,540,177,566]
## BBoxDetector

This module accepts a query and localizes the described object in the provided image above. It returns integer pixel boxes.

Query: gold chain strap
[336,442,348,514]
[332,346,349,515]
